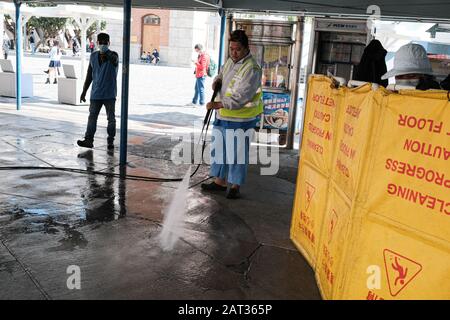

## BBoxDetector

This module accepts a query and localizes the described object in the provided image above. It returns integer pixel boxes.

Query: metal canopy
[5,0,450,21]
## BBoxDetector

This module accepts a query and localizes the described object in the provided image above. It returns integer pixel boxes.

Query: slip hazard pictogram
[304,182,316,212]
[328,209,338,244]
[383,249,422,297]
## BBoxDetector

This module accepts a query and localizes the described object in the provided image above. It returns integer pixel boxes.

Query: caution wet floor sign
[291,76,450,300]
[383,249,423,297]
[300,75,343,176]
[340,216,449,300]
[290,162,328,267]
[315,185,352,300]
[363,92,450,242]
[331,85,384,200]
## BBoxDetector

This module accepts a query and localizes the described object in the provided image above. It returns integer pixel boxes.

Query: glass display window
[250,43,291,90]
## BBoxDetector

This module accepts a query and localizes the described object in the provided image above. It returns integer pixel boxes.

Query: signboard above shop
[235,19,295,43]
[315,19,368,33]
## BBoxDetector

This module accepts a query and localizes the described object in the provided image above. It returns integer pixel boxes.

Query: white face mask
[98,44,109,53]
[396,78,420,87]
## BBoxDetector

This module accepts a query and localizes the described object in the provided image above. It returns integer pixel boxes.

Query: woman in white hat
[381,43,440,90]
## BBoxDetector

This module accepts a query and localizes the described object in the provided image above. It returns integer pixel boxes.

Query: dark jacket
[440,74,450,90]
[353,39,388,87]
[416,75,441,90]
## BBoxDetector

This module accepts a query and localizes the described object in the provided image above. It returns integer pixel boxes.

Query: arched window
[143,14,160,25]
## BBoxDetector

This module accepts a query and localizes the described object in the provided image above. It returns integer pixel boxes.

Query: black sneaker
[77,139,93,149]
[201,181,227,192]
[226,187,241,199]
[44,70,49,74]
[107,143,114,150]
[45,78,50,84]
[53,79,57,84]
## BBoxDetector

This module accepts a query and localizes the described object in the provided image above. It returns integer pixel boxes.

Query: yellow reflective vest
[219,57,264,119]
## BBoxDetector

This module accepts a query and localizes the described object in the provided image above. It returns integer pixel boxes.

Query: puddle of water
[23,208,48,216]
[49,227,88,252]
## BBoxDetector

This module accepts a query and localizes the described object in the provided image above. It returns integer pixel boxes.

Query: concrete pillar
[21,16,30,59]
[22,16,27,51]
[96,6,102,43]
[96,19,100,40]
[79,17,90,80]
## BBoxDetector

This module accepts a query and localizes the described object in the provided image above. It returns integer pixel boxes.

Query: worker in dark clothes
[77,33,119,150]
[440,74,450,90]
[353,39,388,87]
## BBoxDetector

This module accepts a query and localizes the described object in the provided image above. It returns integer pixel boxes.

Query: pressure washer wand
[190,83,221,178]
[204,82,221,125]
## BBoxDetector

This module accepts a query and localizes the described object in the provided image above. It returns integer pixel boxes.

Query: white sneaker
[185,102,197,107]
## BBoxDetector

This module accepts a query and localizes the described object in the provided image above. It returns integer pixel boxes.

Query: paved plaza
[0,54,319,300]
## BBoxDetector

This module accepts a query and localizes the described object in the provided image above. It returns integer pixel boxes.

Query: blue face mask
[98,44,109,53]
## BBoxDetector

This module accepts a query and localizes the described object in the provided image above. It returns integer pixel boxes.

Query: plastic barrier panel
[291,76,450,300]
[341,214,450,300]
[315,184,352,300]
[300,75,343,175]
[363,92,450,242]
[331,84,384,199]
[290,161,329,267]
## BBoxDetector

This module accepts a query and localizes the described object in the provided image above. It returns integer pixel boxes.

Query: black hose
[0,166,183,182]
[190,84,221,178]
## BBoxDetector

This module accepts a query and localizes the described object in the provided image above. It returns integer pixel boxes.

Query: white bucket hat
[381,43,433,80]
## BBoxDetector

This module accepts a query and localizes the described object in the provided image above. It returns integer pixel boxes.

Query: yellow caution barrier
[290,161,329,267]
[330,84,385,200]
[291,75,450,300]
[299,75,343,176]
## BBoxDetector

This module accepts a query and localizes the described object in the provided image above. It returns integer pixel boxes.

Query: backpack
[207,55,217,77]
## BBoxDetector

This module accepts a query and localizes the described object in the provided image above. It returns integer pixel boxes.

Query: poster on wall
[256,92,290,131]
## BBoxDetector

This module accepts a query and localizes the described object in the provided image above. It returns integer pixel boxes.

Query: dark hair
[97,33,110,43]
[194,44,203,51]
[53,40,60,55]
[416,74,441,90]
[229,30,249,48]
[441,74,450,90]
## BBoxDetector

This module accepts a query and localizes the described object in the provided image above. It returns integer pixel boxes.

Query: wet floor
[0,111,320,300]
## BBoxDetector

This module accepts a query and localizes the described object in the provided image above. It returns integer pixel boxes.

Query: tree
[26,3,67,49]
[28,17,68,43]
[71,19,107,40]
[3,14,15,49]
[6,3,107,51]
[88,20,107,39]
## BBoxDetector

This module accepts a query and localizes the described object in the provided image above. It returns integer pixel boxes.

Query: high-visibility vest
[219,57,264,119]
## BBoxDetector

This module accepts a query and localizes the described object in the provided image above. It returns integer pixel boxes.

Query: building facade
[105,9,221,67]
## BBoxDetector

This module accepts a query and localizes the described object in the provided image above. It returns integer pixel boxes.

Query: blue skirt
[49,60,61,68]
